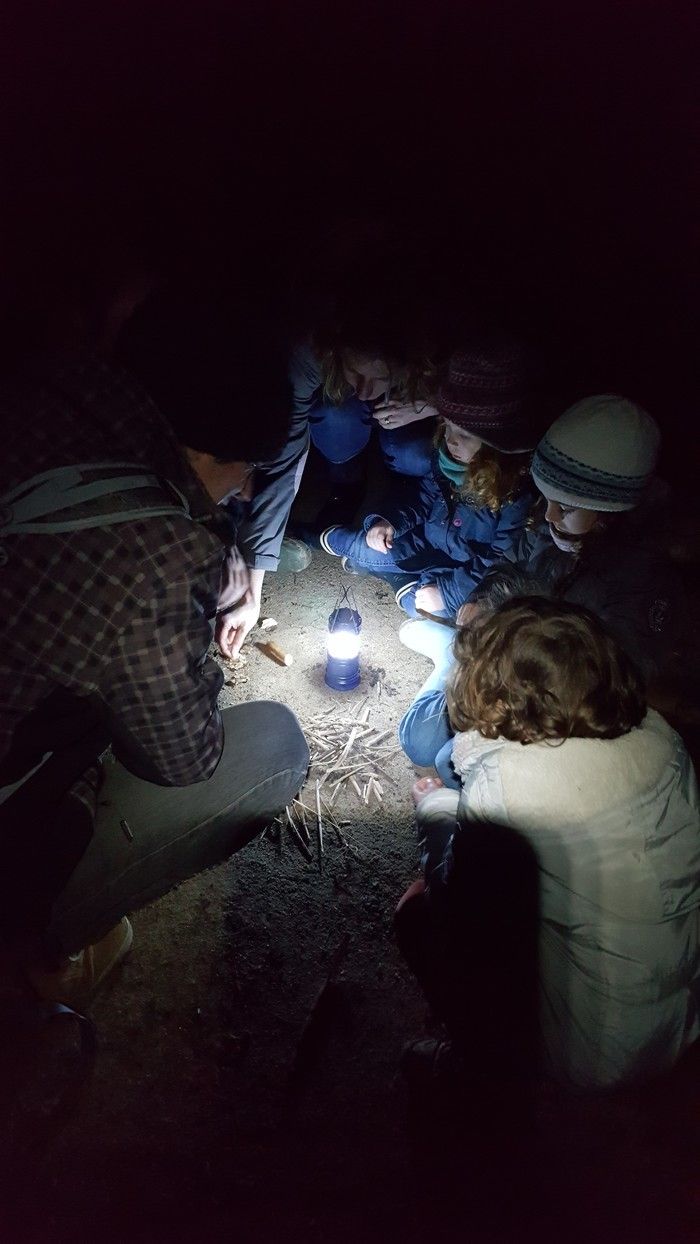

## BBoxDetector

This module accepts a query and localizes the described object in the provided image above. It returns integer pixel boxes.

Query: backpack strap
[0,461,191,535]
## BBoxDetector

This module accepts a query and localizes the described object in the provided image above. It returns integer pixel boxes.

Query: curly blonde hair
[436,426,532,513]
[317,344,438,407]
[447,597,646,744]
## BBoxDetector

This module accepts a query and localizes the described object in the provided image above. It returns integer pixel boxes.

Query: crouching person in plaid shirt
[0,297,309,1007]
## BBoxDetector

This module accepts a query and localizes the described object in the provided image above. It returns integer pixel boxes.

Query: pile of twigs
[305,701,396,808]
[264,700,398,870]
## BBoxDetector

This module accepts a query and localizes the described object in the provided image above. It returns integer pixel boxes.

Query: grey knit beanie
[530,395,660,512]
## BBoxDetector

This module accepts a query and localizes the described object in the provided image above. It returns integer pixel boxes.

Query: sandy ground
[2,550,447,1241]
[2,461,700,1242]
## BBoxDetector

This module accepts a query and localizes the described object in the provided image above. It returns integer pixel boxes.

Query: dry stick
[323,761,376,782]
[315,780,324,871]
[293,797,316,818]
[288,817,313,863]
[328,779,344,807]
[294,800,311,844]
[320,800,347,846]
[339,725,359,765]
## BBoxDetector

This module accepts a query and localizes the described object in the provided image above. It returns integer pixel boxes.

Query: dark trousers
[1,698,309,954]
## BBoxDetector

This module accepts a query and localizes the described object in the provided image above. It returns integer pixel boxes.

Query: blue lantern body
[325,606,362,691]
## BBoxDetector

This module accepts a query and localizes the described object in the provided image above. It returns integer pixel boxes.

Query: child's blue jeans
[322,525,454,620]
[399,689,457,788]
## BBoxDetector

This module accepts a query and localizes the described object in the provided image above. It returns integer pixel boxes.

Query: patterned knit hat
[436,340,535,453]
[531,395,660,513]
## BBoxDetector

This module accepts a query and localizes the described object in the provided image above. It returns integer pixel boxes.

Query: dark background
[1,1,697,480]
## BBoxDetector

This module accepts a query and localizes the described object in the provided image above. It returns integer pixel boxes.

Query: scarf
[437,444,467,489]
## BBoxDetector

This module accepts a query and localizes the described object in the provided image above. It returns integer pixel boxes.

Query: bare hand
[456,601,481,627]
[395,878,426,913]
[366,521,394,553]
[414,583,445,614]
[373,400,438,430]
[215,589,260,658]
[411,775,444,807]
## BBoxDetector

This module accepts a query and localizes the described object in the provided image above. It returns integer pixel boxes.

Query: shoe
[340,556,367,576]
[394,580,419,610]
[277,537,313,573]
[27,917,134,1008]
[319,526,342,556]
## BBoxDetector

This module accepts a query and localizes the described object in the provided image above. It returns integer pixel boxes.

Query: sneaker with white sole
[319,526,343,556]
[26,917,134,1008]
[394,580,420,610]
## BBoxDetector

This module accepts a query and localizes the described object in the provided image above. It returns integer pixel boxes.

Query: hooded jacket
[419,710,700,1088]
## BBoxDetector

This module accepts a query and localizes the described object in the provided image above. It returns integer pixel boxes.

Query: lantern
[325,587,362,691]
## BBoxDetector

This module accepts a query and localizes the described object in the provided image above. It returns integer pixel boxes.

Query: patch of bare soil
[4,484,700,1243]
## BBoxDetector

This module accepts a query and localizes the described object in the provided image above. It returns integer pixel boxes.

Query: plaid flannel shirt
[0,354,228,798]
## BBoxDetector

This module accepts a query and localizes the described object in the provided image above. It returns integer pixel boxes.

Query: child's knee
[399,711,440,768]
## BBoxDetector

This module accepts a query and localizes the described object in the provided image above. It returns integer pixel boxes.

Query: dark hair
[117,291,292,462]
[469,565,552,613]
[447,597,646,744]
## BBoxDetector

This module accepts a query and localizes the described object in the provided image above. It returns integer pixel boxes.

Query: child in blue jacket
[319,342,536,619]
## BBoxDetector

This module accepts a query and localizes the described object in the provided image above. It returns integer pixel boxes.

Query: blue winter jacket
[364,454,535,615]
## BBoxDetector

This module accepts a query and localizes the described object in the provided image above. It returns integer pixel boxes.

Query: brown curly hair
[447,597,646,744]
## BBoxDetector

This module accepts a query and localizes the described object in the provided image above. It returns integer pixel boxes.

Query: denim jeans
[396,618,457,781]
[398,689,458,788]
[309,398,433,478]
[323,523,419,598]
[323,526,455,620]
[46,702,309,954]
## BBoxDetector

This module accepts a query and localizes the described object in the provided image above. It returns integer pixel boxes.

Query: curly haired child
[398,597,700,1090]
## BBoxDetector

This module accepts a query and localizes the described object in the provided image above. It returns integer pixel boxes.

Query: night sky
[2,1,696,480]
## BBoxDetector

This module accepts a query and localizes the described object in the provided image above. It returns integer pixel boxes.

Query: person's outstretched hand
[215,589,260,658]
[366,521,394,553]
[414,583,445,615]
[411,775,444,806]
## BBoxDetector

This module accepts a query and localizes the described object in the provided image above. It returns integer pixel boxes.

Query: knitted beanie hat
[436,340,535,453]
[531,395,660,512]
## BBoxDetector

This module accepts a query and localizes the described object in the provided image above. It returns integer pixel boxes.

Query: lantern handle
[331,582,360,619]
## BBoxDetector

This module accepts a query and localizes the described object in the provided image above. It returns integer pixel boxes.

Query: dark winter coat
[496,520,684,682]
[365,454,535,616]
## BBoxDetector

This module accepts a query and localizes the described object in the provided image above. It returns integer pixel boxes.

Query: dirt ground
[0,537,443,1240]
[2,460,700,1243]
